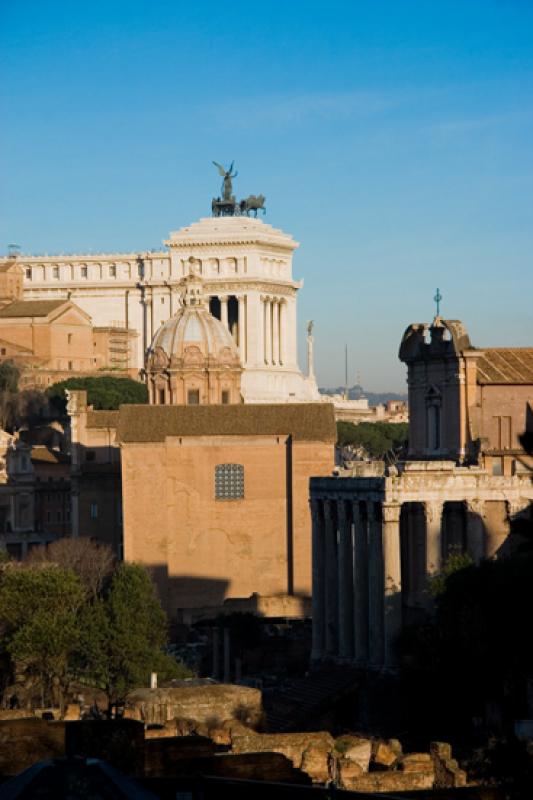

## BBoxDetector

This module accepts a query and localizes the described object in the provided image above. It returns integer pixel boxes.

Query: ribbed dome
[146,268,241,370]
[149,303,239,363]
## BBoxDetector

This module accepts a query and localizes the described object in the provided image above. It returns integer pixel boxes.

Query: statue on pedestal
[211,161,267,218]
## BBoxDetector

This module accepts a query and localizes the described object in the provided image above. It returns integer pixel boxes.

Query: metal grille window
[215,464,244,500]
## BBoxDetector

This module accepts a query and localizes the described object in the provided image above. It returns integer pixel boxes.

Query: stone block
[334,736,372,772]
[301,741,332,783]
[430,740,452,760]
[401,753,434,775]
[388,738,403,757]
[338,758,363,789]
[348,771,435,792]
[373,741,398,768]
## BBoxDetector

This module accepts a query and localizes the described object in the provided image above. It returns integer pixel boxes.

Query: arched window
[215,464,244,500]
[426,386,442,451]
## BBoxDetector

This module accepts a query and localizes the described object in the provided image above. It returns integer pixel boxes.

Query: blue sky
[1,1,532,391]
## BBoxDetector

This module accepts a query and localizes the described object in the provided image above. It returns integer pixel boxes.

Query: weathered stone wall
[125,685,263,728]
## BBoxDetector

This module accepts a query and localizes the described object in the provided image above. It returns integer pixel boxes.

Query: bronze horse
[239,194,266,217]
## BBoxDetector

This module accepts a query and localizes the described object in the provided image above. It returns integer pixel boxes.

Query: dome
[145,269,242,406]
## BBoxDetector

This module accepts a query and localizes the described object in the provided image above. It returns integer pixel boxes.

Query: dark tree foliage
[337,420,409,458]
[47,376,148,412]
[399,549,533,740]
[0,361,20,393]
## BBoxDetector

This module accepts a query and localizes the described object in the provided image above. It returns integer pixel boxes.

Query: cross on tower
[434,288,442,317]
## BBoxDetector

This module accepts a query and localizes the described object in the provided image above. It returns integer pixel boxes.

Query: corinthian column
[272,298,279,365]
[352,501,369,665]
[466,499,485,563]
[368,502,384,667]
[279,300,286,365]
[324,499,339,656]
[221,296,229,329]
[337,501,354,659]
[237,296,247,362]
[424,500,443,576]
[264,298,272,364]
[382,503,402,669]
[311,499,326,662]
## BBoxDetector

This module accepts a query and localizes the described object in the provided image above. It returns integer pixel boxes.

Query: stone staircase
[263,667,361,732]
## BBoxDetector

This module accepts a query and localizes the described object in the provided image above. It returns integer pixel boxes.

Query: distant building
[5,215,320,402]
[310,316,533,669]
[0,267,137,387]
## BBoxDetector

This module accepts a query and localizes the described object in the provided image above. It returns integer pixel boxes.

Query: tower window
[221,390,230,405]
[159,389,165,405]
[215,464,244,500]
[110,265,116,278]
[81,266,88,278]
[26,268,32,280]
[187,389,200,405]
[53,267,59,279]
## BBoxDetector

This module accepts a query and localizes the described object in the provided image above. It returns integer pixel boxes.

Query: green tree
[337,421,409,458]
[76,564,189,705]
[0,565,85,707]
[0,361,20,393]
[47,376,148,412]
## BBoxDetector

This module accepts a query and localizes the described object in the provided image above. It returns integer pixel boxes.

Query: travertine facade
[10,216,320,403]
[310,317,533,669]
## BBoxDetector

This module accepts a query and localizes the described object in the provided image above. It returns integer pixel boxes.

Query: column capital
[382,503,401,524]
[466,498,485,517]
[424,500,444,523]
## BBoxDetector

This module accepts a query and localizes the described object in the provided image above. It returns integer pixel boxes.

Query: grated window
[215,464,244,500]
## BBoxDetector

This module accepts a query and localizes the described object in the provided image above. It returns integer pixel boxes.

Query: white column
[337,501,355,659]
[237,295,247,363]
[353,501,369,665]
[382,503,402,669]
[279,300,286,365]
[272,298,279,366]
[311,499,326,662]
[221,296,229,329]
[264,297,272,365]
[466,499,485,563]
[425,501,443,576]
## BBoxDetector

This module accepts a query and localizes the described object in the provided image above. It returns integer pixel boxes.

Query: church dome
[145,267,242,405]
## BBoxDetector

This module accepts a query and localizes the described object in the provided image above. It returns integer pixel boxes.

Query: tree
[47,376,148,412]
[76,563,189,705]
[26,537,115,599]
[0,361,20,393]
[337,421,409,458]
[0,565,85,708]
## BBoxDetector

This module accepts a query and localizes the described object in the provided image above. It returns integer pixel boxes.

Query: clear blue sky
[1,1,532,391]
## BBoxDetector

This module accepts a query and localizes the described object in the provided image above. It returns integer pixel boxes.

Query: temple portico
[310,464,533,669]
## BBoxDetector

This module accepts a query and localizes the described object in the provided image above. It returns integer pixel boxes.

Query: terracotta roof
[117,403,337,444]
[477,348,533,384]
[0,300,67,318]
[86,410,120,429]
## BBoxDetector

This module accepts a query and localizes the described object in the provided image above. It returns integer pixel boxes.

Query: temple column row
[311,498,401,670]
[311,496,489,669]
